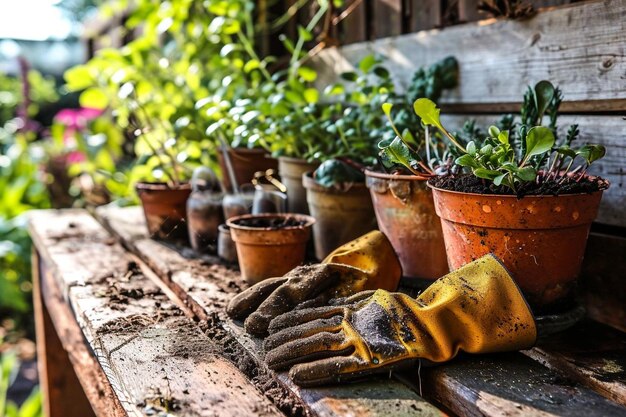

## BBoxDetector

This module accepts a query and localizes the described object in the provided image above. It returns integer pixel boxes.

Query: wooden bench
[30,1,625,415]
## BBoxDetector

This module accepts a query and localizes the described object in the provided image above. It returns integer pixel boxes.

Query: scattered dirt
[429,174,608,197]
[233,216,308,229]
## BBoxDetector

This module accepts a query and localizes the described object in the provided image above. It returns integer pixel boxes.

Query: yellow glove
[227,231,402,336]
[264,254,537,386]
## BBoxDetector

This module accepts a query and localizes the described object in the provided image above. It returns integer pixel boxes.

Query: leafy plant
[397,80,607,192]
[1,346,42,417]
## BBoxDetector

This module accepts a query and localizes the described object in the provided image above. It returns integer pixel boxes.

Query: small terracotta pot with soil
[278,156,320,214]
[136,182,191,242]
[303,172,377,260]
[429,174,609,312]
[227,213,315,284]
[365,170,448,283]
[217,147,278,192]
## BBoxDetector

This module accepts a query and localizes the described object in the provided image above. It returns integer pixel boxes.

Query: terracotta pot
[187,191,225,253]
[365,170,448,281]
[217,147,278,192]
[136,182,191,242]
[227,213,315,284]
[278,156,320,214]
[430,181,606,311]
[303,172,377,260]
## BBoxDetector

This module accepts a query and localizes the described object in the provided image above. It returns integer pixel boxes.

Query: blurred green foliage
[1,346,42,417]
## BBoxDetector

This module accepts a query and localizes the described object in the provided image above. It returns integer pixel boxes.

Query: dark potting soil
[235,217,308,229]
[429,174,608,197]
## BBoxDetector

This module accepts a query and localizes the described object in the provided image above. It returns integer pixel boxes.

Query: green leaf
[488,125,500,138]
[64,66,93,91]
[413,98,443,131]
[340,72,358,82]
[517,166,537,181]
[373,66,390,79]
[324,83,344,95]
[303,88,319,104]
[524,126,555,161]
[383,136,415,172]
[473,168,501,180]
[79,88,108,110]
[358,55,377,73]
[455,154,478,168]
[576,144,606,165]
[243,59,260,73]
[493,173,507,186]
[297,66,317,82]
[534,80,555,118]
[555,146,577,158]
[498,130,509,144]
[466,141,477,156]
[297,25,313,41]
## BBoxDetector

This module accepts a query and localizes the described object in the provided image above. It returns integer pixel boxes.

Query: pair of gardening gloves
[227,231,537,387]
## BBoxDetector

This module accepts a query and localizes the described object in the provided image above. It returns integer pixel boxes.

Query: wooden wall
[311,0,626,229]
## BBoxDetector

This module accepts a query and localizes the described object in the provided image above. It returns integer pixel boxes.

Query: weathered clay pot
[278,156,320,214]
[187,192,225,253]
[430,181,607,311]
[136,182,191,242]
[303,172,377,260]
[217,147,278,192]
[365,170,448,281]
[227,213,315,284]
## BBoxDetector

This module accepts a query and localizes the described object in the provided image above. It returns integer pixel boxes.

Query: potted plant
[400,81,608,312]
[226,213,315,284]
[368,57,459,283]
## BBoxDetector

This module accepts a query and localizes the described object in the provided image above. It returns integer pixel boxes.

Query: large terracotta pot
[227,213,314,284]
[278,156,320,214]
[365,171,448,282]
[303,172,377,260]
[136,182,191,242]
[430,181,606,311]
[217,147,278,192]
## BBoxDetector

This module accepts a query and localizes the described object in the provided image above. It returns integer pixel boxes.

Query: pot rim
[226,213,315,231]
[278,155,320,164]
[364,169,430,182]
[302,171,368,192]
[427,175,609,199]
[135,181,191,191]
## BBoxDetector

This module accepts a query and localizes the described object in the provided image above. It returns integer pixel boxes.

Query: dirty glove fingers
[265,331,350,371]
[264,315,343,351]
[243,265,339,336]
[268,305,348,334]
[328,290,376,306]
[288,356,366,387]
[226,277,288,320]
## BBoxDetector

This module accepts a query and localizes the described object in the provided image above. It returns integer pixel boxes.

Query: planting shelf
[28,207,626,416]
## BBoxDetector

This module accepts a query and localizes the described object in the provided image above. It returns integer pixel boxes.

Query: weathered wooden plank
[340,0,367,44]
[457,0,482,23]
[33,252,103,417]
[580,232,626,332]
[372,0,403,38]
[30,209,285,417]
[439,114,626,228]
[312,0,626,112]
[524,320,626,406]
[409,0,442,31]
[97,205,446,417]
[421,352,626,417]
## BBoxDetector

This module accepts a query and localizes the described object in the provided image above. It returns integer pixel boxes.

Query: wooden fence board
[312,0,626,112]
[372,0,403,38]
[96,205,447,417]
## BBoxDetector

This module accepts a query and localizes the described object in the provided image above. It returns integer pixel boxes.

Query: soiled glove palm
[264,254,537,386]
[227,231,402,336]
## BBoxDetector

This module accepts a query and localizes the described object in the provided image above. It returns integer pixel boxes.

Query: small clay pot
[136,182,191,242]
[303,172,377,260]
[429,179,607,311]
[217,147,278,192]
[227,213,315,284]
[217,224,238,263]
[187,192,225,253]
[278,156,320,214]
[365,170,448,282]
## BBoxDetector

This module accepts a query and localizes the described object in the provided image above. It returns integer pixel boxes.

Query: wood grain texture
[312,0,626,111]
[372,0,403,38]
[409,0,442,31]
[524,320,626,406]
[421,352,626,417]
[340,0,367,44]
[97,205,446,417]
[30,209,283,417]
[438,114,626,227]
